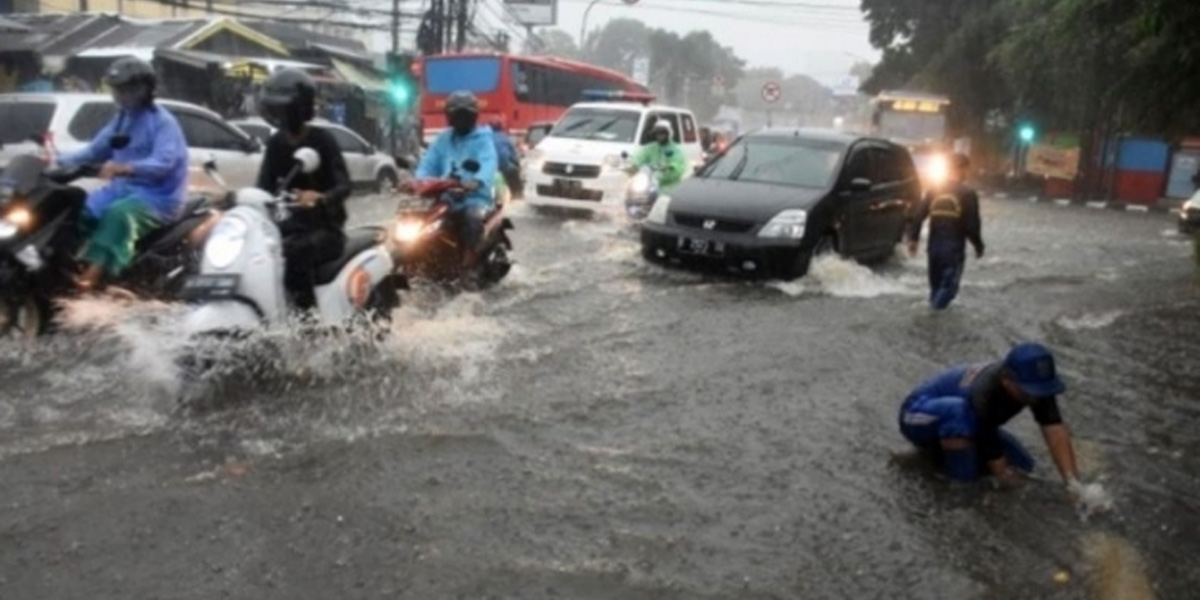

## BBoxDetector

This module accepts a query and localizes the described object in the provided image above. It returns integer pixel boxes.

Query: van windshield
[549,108,641,143]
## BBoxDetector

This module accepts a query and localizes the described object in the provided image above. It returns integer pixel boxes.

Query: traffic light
[1018,123,1035,143]
[385,52,417,109]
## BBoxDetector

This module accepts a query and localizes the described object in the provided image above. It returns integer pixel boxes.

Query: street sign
[505,0,557,26]
[761,81,782,103]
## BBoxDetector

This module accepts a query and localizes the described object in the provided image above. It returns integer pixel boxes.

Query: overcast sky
[539,0,879,86]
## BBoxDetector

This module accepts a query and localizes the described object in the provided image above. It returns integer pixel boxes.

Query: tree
[532,28,580,59]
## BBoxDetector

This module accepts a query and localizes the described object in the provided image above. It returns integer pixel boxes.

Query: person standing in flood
[906,153,984,310]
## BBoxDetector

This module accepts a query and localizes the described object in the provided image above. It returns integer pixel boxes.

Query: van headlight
[1183,198,1199,213]
[646,194,671,224]
[205,217,248,268]
[758,209,807,239]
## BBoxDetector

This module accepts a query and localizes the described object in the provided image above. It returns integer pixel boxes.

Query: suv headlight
[1183,198,1199,212]
[647,194,671,224]
[758,209,807,239]
[205,217,248,268]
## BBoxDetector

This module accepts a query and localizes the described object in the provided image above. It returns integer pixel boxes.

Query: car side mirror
[244,137,261,153]
[849,177,872,192]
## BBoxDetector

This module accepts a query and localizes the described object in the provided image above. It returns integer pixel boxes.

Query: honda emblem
[565,164,575,175]
[703,219,716,230]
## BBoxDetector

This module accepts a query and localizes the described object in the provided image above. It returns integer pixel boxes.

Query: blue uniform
[58,104,189,222]
[415,125,498,212]
[907,183,984,310]
[899,361,1061,481]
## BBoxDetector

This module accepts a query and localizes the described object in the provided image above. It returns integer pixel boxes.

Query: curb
[993,194,1176,214]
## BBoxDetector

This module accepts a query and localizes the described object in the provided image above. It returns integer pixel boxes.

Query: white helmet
[652,120,673,137]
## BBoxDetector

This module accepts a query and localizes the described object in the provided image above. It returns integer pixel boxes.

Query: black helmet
[105,57,156,107]
[444,91,479,136]
[445,91,479,115]
[260,68,316,134]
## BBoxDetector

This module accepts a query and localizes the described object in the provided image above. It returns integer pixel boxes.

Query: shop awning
[331,58,387,94]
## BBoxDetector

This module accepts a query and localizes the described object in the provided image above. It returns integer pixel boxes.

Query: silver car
[0,93,264,190]
[230,117,401,193]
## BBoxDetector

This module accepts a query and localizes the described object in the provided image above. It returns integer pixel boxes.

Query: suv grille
[543,162,601,179]
[673,213,756,234]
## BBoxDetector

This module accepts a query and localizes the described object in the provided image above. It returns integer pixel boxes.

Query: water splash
[1056,311,1125,331]
[768,254,922,298]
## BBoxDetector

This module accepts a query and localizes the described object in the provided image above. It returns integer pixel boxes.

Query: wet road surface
[0,195,1197,599]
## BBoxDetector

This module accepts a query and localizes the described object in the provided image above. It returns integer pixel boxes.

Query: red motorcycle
[388,163,514,290]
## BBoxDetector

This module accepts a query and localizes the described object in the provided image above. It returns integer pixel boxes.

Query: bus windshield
[878,111,946,143]
[425,57,502,94]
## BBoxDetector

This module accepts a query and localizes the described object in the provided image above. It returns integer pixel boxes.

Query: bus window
[512,62,530,101]
[425,57,502,94]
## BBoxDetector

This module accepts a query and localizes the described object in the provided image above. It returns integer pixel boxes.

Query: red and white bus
[416,53,649,144]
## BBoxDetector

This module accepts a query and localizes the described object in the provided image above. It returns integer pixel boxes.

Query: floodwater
[0,195,1196,599]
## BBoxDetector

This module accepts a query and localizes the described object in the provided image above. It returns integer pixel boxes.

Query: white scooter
[180,147,400,337]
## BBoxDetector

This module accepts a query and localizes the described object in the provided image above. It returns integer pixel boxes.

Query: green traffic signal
[1019,124,1035,143]
[389,79,413,106]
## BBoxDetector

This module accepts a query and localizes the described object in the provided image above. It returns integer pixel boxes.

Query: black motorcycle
[0,154,221,337]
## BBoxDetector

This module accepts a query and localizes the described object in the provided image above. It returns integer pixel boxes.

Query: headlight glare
[205,217,247,269]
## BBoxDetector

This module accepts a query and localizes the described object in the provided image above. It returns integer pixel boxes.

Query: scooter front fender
[183,301,261,337]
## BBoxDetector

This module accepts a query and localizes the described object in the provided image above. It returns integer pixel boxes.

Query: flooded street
[1,195,1197,599]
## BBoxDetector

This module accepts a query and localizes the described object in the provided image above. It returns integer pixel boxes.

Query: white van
[522,97,705,212]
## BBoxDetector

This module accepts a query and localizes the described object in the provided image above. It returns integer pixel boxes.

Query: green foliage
[583,19,745,122]
[862,0,1200,138]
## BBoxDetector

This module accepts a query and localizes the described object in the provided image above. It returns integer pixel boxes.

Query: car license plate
[181,274,241,301]
[677,237,724,256]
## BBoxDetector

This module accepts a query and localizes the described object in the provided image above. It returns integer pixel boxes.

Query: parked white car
[522,97,705,213]
[0,93,264,190]
[230,117,402,193]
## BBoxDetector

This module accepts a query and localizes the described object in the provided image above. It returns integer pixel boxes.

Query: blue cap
[1005,342,1066,398]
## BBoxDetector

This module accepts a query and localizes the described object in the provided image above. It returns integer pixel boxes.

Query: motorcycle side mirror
[462,159,481,173]
[203,153,218,173]
[293,147,321,174]
[620,151,629,159]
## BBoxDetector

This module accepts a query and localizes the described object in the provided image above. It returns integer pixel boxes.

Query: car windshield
[704,137,845,188]
[549,108,641,143]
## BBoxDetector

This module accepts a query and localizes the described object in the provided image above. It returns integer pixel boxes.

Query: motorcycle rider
[254,68,351,310]
[630,120,687,195]
[490,120,522,200]
[56,57,189,292]
[412,91,498,277]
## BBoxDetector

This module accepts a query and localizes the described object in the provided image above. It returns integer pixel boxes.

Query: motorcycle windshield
[0,155,46,197]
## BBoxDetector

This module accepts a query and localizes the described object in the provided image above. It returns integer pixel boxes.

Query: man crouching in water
[898,342,1109,512]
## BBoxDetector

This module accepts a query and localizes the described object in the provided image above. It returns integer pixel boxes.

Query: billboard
[1026,144,1080,180]
[505,0,557,26]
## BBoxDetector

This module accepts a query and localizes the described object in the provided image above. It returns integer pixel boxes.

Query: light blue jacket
[58,104,189,222]
[415,125,497,211]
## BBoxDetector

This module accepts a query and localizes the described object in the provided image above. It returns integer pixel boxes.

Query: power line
[558,0,869,30]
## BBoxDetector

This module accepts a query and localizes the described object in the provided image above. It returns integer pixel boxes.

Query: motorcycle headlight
[393,218,425,244]
[0,206,32,240]
[924,154,949,186]
[758,209,807,239]
[647,194,672,224]
[629,171,650,194]
[205,217,248,269]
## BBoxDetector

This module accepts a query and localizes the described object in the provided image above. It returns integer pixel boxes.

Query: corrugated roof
[240,19,366,53]
[82,19,208,50]
[0,16,32,32]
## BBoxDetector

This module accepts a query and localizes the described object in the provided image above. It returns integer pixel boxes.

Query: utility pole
[455,0,469,52]
[390,0,401,155]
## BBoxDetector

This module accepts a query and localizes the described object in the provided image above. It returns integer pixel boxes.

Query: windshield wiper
[586,117,624,139]
[560,118,594,133]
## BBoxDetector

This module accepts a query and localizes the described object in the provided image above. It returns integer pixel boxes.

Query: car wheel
[375,169,399,194]
[783,233,837,281]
